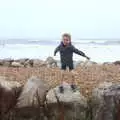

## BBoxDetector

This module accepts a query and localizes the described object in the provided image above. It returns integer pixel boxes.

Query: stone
[45,57,57,68]
[92,82,120,120]
[11,62,24,67]
[46,82,87,120]
[15,76,49,120]
[0,76,22,119]
[33,59,47,67]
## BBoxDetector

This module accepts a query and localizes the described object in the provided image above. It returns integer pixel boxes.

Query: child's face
[62,36,71,46]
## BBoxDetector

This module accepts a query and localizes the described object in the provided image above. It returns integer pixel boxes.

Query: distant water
[0,39,120,63]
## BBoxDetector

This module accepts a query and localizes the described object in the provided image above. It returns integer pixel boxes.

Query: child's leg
[61,63,67,70]
[59,70,65,93]
[59,63,66,93]
[68,63,75,85]
[60,63,66,84]
[70,73,77,92]
[60,70,65,85]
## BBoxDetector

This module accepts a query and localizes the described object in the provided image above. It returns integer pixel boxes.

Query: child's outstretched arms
[54,45,60,56]
[72,46,90,60]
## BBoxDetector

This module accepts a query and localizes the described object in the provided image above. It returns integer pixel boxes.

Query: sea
[0,39,120,63]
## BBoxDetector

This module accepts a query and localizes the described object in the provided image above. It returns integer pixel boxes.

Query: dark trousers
[61,63,74,71]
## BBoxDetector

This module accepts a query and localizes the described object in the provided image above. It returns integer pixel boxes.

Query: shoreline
[0,58,120,97]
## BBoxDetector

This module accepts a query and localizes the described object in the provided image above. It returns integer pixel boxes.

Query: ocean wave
[74,40,120,45]
[1,39,120,46]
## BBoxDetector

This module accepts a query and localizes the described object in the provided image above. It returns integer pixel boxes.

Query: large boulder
[24,59,34,67]
[75,60,97,68]
[2,58,14,67]
[92,82,120,120]
[33,59,47,67]
[46,83,87,120]
[0,76,22,119]
[11,62,24,68]
[113,61,120,65]
[14,58,29,65]
[45,57,57,68]
[0,59,4,66]
[15,76,49,120]
[103,62,113,65]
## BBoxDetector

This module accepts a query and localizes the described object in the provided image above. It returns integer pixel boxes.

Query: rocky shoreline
[0,56,120,68]
[0,57,120,120]
[0,76,120,120]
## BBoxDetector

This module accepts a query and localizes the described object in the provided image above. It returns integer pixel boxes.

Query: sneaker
[59,86,64,93]
[71,84,77,92]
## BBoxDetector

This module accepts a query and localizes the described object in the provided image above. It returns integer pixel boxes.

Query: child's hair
[62,33,71,40]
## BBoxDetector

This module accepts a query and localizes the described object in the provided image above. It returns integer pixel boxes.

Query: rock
[45,57,57,68]
[33,59,47,67]
[92,82,120,120]
[113,61,120,65]
[2,58,14,67]
[15,76,49,119]
[75,60,97,68]
[46,82,87,120]
[103,62,112,65]
[0,76,22,119]
[24,59,34,67]
[17,76,49,107]
[11,62,24,68]
[0,59,4,66]
[15,58,29,65]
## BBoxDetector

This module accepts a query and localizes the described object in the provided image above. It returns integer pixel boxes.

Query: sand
[0,64,120,97]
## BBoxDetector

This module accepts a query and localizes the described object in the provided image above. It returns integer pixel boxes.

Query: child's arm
[72,46,90,60]
[54,45,60,56]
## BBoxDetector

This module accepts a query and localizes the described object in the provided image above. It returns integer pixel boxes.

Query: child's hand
[86,56,90,60]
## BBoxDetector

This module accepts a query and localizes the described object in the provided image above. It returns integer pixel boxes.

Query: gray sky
[0,0,120,39]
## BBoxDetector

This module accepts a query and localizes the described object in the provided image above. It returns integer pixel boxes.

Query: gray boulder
[11,62,24,68]
[15,76,49,120]
[0,76,22,119]
[92,82,120,120]
[75,60,97,68]
[45,57,57,68]
[113,61,120,65]
[24,59,34,67]
[2,58,14,67]
[33,59,47,67]
[0,59,4,66]
[103,62,113,65]
[46,82,87,120]
[14,58,29,65]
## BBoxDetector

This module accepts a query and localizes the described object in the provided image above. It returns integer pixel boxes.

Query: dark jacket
[54,42,86,65]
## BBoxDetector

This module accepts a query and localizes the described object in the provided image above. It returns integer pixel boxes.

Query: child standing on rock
[54,33,90,93]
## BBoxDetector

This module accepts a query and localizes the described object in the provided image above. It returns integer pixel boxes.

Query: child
[54,33,90,93]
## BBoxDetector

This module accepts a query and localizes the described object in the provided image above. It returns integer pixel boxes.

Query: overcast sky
[0,0,120,39]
